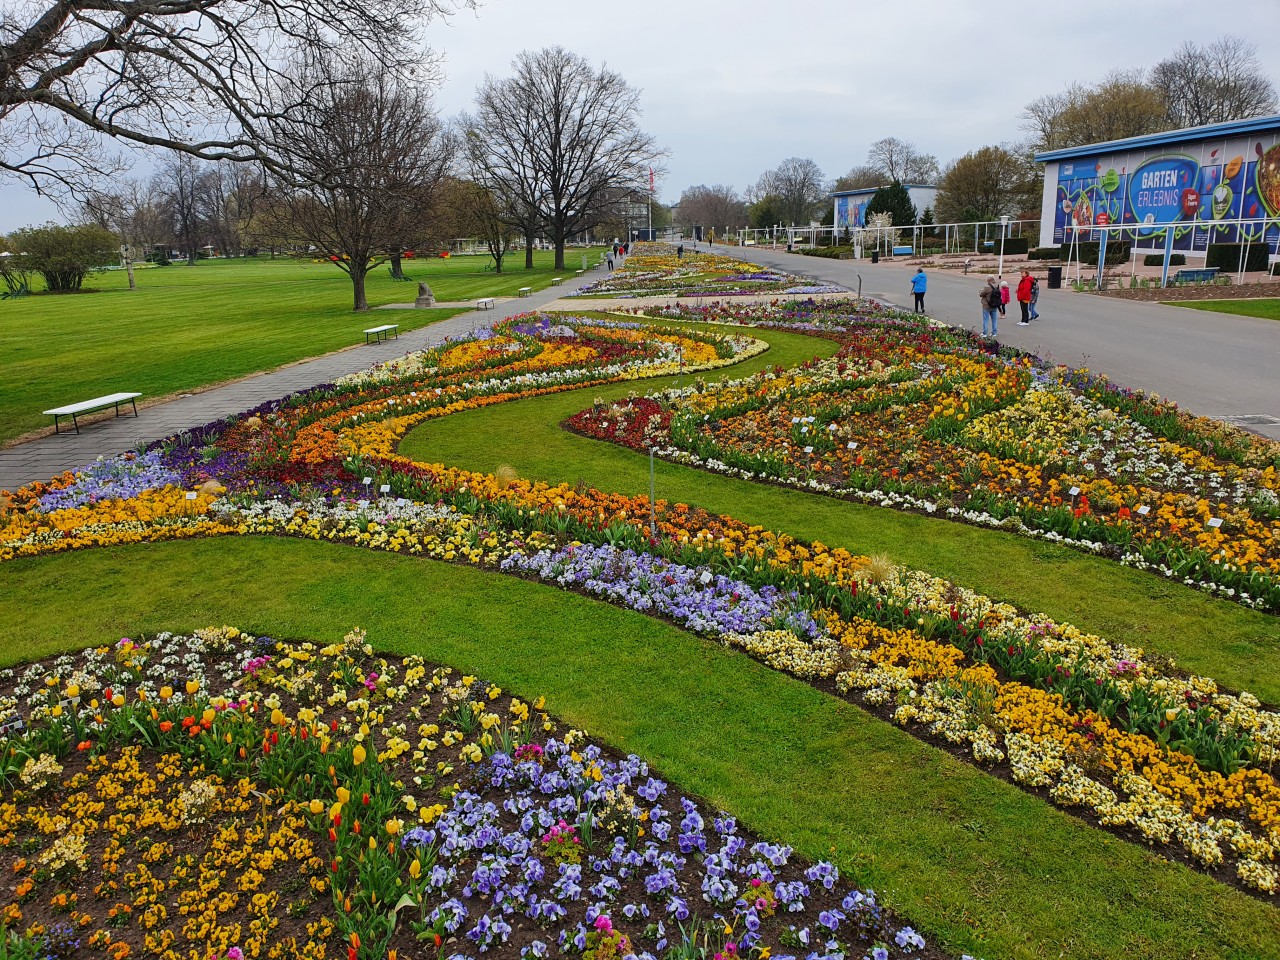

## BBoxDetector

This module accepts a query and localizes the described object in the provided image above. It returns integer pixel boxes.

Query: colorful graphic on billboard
[1051,130,1280,254]
[835,194,870,230]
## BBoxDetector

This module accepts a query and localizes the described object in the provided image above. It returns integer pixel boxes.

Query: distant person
[677,244,684,259]
[910,268,927,313]
[998,278,1010,317]
[1016,268,1034,325]
[980,275,1000,338]
[1029,273,1041,320]
[607,252,615,270]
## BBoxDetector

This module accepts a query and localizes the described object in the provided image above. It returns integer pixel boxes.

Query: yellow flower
[336,787,351,805]
[385,819,402,836]
[408,860,421,879]
[159,686,173,700]
[111,694,125,707]
[65,684,80,698]
[185,680,200,696]
[309,799,325,815]
[352,745,366,766]
[271,708,286,726]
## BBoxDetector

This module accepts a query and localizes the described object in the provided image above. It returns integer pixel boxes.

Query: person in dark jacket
[980,276,1000,337]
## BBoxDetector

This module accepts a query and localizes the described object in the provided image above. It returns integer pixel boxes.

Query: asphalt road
[718,243,1280,441]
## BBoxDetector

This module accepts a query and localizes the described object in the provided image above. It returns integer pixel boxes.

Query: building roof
[831,184,937,198]
[1034,113,1280,162]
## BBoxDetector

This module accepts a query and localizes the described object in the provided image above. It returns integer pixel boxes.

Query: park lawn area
[399,317,1280,704]
[1164,297,1280,321]
[1,535,1277,960]
[0,251,603,445]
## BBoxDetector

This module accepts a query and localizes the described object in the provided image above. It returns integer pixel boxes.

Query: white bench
[363,323,399,344]
[575,269,585,276]
[550,277,563,285]
[44,392,141,435]
[518,286,533,297]
[475,297,495,310]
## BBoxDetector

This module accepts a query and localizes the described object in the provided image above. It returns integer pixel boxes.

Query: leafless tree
[866,138,939,184]
[832,165,884,192]
[0,0,469,195]
[1151,36,1278,129]
[262,54,454,311]
[157,154,208,265]
[675,184,746,234]
[1022,71,1171,152]
[446,178,517,273]
[754,157,827,226]
[468,46,663,270]
[81,177,170,258]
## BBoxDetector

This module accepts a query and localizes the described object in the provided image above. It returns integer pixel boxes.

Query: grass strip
[1164,298,1280,322]
[398,320,1280,703]
[0,535,1275,960]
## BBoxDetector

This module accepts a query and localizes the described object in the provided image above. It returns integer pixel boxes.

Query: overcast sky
[3,0,1279,231]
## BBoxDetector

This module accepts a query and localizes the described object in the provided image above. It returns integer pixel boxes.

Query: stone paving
[0,270,604,492]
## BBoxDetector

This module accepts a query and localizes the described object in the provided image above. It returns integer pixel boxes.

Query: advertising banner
[1051,129,1280,253]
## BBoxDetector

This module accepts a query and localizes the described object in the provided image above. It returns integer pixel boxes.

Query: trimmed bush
[999,237,1029,255]
[1143,253,1186,267]
[1027,247,1060,261]
[1060,241,1131,266]
[1206,243,1270,273]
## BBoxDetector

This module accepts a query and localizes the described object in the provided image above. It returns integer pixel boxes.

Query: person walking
[677,244,684,259]
[1016,268,1034,325]
[910,268,927,313]
[1029,273,1041,320]
[998,278,1010,318]
[980,275,1000,338]
[607,252,615,271]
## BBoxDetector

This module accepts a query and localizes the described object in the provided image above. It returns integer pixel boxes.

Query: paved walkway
[715,243,1280,441]
[0,272,603,492]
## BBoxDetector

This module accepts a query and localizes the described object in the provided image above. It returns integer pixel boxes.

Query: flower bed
[4,303,1280,904]
[571,246,843,299]
[566,299,1280,612]
[0,628,954,960]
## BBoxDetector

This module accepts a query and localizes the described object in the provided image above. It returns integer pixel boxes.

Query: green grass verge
[1163,298,1280,321]
[1,536,1275,960]
[0,252,603,444]
[399,319,1280,703]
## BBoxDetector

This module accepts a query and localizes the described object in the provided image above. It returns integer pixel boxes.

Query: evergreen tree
[864,181,917,227]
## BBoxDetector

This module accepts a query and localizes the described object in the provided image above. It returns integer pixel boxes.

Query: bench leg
[71,413,80,434]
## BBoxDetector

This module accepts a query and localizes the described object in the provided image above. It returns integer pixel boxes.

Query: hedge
[1142,253,1186,267]
[1205,243,1270,272]
[1060,241,1131,266]
[1028,247,1060,261]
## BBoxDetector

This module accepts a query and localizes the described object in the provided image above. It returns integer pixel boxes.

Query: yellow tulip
[337,787,351,805]
[271,708,286,726]
[111,694,125,707]
[65,684,80,698]
[309,799,325,815]
[202,709,216,726]
[159,686,173,700]
[352,744,367,766]
[385,818,402,836]
[186,680,200,696]
[408,860,421,879]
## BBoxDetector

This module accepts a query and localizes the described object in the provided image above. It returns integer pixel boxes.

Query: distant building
[832,184,938,231]
[1034,114,1280,257]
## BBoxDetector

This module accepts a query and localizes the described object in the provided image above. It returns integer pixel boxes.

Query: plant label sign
[185,492,198,500]
[1207,517,1223,528]
[1137,505,1150,516]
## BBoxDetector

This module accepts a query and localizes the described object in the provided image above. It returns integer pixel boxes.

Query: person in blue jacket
[910,268,927,313]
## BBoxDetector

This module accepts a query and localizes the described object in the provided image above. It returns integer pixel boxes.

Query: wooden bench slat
[43,392,142,416]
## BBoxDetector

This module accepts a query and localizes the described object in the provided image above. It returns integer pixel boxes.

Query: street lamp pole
[998,215,1010,278]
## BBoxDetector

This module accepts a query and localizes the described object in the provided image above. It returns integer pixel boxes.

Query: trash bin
[1046,265,1063,289]
[870,250,880,264]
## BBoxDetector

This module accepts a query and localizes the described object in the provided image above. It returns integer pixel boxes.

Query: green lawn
[1,536,1276,960]
[0,251,603,444]
[399,318,1280,703]
[1165,297,1280,321]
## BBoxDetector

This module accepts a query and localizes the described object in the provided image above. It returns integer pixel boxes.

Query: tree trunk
[554,234,566,271]
[524,229,535,269]
[390,251,404,279]
[351,266,369,311]
[492,248,504,274]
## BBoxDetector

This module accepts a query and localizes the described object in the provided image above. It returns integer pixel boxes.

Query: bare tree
[446,179,517,273]
[754,158,826,226]
[934,146,1038,224]
[157,154,208,265]
[866,138,939,184]
[82,178,169,258]
[675,184,746,234]
[833,165,884,192]
[1022,71,1170,152]
[1151,36,1278,128]
[264,54,455,311]
[468,47,663,270]
[0,0,468,195]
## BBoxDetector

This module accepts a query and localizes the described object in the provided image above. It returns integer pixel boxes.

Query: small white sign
[847,441,858,450]
[1207,517,1223,528]
[804,446,814,454]
[791,417,800,424]
[362,477,372,485]
[1068,486,1080,497]
[828,424,837,431]
[380,484,391,493]
[1136,505,1150,516]
[185,492,198,500]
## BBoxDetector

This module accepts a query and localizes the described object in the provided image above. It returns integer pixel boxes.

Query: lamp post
[997,215,1010,278]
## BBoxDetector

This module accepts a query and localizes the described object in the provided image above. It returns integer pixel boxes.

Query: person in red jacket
[1016,268,1034,325]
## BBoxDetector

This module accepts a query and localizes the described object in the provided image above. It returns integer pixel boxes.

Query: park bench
[363,323,399,344]
[891,245,914,256]
[518,287,533,297]
[475,297,495,310]
[1172,267,1220,285]
[44,392,141,435]
[575,269,585,277]
[550,277,563,285]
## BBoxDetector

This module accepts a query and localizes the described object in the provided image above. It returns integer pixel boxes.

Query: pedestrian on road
[910,268,927,313]
[980,275,1000,338]
[607,253,615,270]
[1016,268,1034,325]
[1029,274,1040,320]
[998,279,1010,317]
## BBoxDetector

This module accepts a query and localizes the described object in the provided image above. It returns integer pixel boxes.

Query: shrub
[1027,247,1060,260]
[1205,243,1270,272]
[1142,253,1186,267]
[1060,241,1131,266]
[998,237,1029,255]
[6,222,118,293]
